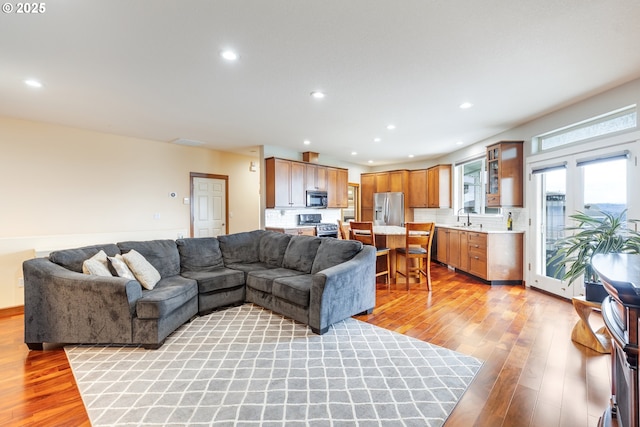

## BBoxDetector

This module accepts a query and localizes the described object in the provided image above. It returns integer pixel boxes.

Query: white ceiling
[2,1,640,166]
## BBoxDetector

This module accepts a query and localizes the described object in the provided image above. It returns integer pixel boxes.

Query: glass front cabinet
[485,141,524,208]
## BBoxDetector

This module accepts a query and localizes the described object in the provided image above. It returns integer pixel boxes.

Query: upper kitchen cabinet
[265,157,306,208]
[427,165,451,208]
[408,166,451,208]
[361,174,375,221]
[305,163,327,191]
[327,167,349,208]
[408,169,428,208]
[379,170,408,193]
[486,141,524,207]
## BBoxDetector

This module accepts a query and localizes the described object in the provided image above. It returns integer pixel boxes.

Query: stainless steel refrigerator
[373,192,404,226]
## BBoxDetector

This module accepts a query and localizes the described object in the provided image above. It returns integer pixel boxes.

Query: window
[535,105,637,152]
[455,157,500,215]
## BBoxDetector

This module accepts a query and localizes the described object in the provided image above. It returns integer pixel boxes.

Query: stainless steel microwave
[306,191,328,208]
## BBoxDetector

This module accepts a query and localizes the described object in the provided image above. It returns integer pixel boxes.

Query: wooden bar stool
[395,222,435,291]
[349,221,391,291]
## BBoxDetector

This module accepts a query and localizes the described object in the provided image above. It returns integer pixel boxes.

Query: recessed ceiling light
[373,138,381,142]
[220,50,239,61]
[386,124,396,130]
[310,91,326,99]
[368,160,374,164]
[408,154,414,158]
[459,102,473,109]
[24,79,42,88]
[303,140,311,145]
[456,141,464,145]
[351,151,357,156]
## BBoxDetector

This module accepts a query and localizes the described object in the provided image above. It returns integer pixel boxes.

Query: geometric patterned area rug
[65,304,482,427]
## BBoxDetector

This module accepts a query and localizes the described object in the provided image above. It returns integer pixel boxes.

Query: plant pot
[585,281,608,303]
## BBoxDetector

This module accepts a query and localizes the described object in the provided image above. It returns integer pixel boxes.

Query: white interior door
[192,177,226,237]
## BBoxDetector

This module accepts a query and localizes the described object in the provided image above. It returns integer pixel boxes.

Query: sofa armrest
[308,245,376,333]
[23,258,143,347]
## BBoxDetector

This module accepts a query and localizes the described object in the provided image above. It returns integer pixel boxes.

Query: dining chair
[337,219,349,240]
[395,222,435,291]
[348,221,391,290]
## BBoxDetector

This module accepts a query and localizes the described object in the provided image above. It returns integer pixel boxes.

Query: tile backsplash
[265,208,342,227]
[413,207,528,232]
[265,207,527,231]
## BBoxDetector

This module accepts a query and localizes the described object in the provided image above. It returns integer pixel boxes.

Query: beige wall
[0,117,261,309]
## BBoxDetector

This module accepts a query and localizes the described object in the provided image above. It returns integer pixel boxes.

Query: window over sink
[454,157,501,216]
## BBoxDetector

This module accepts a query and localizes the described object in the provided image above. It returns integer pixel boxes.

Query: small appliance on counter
[298,213,338,238]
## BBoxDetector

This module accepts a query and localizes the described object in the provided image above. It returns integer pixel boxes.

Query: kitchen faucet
[456,208,471,226]
[457,208,474,227]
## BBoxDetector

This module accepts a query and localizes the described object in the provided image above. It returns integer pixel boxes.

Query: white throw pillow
[82,250,113,277]
[122,249,161,290]
[108,254,136,280]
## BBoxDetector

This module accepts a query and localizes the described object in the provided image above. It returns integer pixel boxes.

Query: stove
[298,214,338,238]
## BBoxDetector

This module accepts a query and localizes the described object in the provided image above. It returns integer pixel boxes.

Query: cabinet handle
[474,256,479,259]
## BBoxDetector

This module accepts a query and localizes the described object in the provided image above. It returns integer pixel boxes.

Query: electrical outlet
[18,278,24,288]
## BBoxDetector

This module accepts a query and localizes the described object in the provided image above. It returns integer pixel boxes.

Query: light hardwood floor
[1,263,611,426]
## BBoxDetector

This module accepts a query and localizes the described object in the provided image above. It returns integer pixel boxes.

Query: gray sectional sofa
[23,230,376,349]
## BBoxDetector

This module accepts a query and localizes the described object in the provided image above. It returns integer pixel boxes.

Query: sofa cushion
[176,238,224,272]
[246,268,305,294]
[49,243,121,273]
[136,276,198,319]
[181,268,245,293]
[118,240,180,278]
[218,230,267,265]
[122,249,162,290]
[259,231,292,267]
[272,274,313,307]
[311,238,363,274]
[108,254,136,280]
[282,235,322,273]
[82,250,112,276]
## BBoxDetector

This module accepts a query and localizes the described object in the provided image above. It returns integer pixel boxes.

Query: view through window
[457,158,500,215]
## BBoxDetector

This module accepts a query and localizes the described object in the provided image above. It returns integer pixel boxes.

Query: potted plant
[548,209,640,302]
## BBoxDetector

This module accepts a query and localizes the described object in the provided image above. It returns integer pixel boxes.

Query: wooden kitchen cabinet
[327,167,348,208]
[436,228,450,265]
[305,164,327,191]
[361,174,375,221]
[266,157,347,209]
[436,228,468,271]
[265,157,306,208]
[408,169,428,208]
[467,231,523,282]
[427,165,451,208]
[486,141,524,207]
[436,226,523,284]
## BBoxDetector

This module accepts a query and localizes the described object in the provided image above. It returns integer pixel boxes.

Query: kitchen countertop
[435,224,524,234]
[372,224,524,235]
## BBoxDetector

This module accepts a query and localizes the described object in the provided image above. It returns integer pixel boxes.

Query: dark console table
[592,253,640,427]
